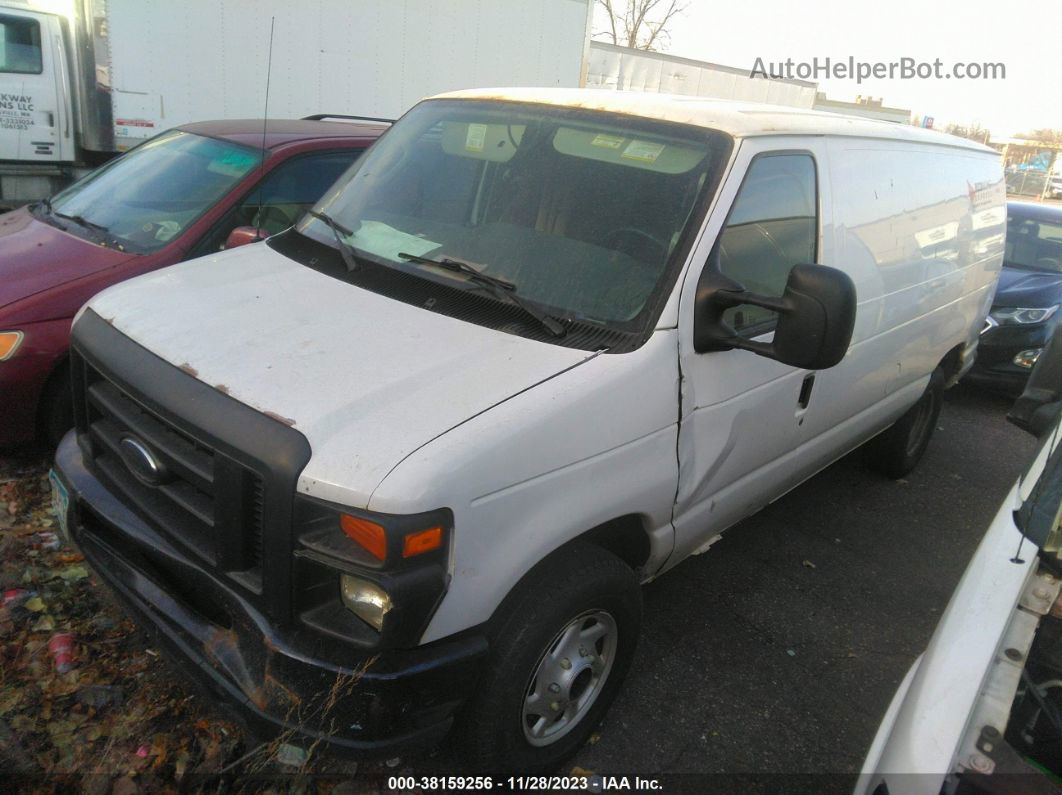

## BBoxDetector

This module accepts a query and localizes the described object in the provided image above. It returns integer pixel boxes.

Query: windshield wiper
[51,209,114,246]
[308,210,359,272]
[397,252,566,337]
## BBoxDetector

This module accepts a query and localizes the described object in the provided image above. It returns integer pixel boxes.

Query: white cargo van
[51,88,1006,771]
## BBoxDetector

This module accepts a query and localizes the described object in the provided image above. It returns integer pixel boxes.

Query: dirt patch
[0,454,386,791]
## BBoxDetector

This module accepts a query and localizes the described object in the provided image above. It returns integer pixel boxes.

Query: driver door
[669,137,832,565]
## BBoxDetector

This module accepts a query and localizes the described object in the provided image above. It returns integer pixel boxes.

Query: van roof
[431,87,996,154]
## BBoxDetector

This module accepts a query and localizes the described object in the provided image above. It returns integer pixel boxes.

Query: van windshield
[297,99,724,329]
[42,130,261,253]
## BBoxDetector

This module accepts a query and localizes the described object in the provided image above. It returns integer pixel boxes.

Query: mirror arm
[726,335,775,358]
[695,286,788,353]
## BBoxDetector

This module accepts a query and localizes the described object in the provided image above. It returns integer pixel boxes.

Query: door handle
[797,373,815,409]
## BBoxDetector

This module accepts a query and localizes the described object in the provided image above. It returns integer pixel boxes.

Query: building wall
[812,94,912,124]
[585,41,817,109]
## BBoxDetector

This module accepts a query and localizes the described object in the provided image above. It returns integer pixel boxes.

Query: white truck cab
[0,3,73,163]
[52,88,1006,771]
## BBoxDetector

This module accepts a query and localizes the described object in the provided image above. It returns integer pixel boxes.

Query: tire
[38,364,74,449]
[865,368,945,479]
[456,542,642,774]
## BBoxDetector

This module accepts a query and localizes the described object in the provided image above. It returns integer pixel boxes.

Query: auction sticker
[621,139,665,163]
[465,123,487,152]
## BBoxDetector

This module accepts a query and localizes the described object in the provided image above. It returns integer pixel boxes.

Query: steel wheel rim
[521,609,618,747]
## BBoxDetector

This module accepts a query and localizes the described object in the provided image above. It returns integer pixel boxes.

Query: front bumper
[54,432,487,757]
[965,321,1055,395]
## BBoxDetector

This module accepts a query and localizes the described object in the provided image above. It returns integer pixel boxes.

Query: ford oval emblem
[118,436,169,487]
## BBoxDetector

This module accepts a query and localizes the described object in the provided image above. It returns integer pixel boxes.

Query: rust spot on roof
[264,411,296,427]
[214,384,230,395]
[179,362,198,378]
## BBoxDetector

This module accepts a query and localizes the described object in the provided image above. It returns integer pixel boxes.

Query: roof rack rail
[302,114,394,124]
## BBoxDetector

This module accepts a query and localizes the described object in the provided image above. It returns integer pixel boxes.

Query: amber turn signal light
[0,331,24,361]
[340,514,387,561]
[402,526,443,558]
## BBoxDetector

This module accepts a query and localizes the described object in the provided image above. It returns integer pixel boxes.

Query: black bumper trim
[54,432,488,757]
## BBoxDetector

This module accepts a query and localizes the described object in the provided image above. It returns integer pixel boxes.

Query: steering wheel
[1036,257,1062,272]
[603,227,668,262]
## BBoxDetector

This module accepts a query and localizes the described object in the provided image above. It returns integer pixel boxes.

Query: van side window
[0,15,42,75]
[718,153,818,334]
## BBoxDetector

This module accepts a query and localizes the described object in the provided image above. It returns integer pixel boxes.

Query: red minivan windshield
[43,130,262,253]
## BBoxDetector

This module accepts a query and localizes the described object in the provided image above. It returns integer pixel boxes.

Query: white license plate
[48,469,70,541]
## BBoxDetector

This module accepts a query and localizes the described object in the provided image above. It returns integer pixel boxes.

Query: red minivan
[0,117,386,447]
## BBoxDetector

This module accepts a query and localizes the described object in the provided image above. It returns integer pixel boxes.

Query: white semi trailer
[586,41,817,109]
[0,0,593,205]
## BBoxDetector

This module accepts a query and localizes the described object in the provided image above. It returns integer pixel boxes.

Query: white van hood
[86,243,594,508]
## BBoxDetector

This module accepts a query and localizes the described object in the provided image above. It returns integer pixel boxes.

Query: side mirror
[223,226,268,250]
[694,263,857,370]
[1008,321,1062,437]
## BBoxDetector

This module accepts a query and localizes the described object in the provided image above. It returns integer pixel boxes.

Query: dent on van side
[51,88,1006,772]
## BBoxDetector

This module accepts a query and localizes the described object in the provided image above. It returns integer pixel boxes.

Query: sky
[594,0,1060,138]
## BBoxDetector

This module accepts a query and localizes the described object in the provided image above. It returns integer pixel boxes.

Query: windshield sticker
[465,123,488,153]
[622,140,666,163]
[591,133,625,150]
[207,148,260,178]
[351,220,440,261]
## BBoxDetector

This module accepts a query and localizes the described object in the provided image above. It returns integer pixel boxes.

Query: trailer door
[0,9,65,162]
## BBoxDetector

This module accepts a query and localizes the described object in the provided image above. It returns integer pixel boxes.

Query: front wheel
[865,368,945,479]
[456,542,641,773]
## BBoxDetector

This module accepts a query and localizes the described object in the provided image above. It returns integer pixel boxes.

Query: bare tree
[944,122,991,144]
[594,0,688,52]
[1017,129,1062,145]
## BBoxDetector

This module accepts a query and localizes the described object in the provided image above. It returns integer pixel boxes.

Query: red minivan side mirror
[223,226,268,249]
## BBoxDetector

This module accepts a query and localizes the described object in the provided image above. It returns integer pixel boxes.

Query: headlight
[0,331,24,360]
[293,496,452,646]
[340,574,393,631]
[990,305,1059,326]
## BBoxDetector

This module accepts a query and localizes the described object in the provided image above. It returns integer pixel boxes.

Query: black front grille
[69,309,312,622]
[79,361,266,586]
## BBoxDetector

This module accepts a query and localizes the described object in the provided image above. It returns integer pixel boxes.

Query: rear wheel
[865,368,945,479]
[456,542,641,773]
